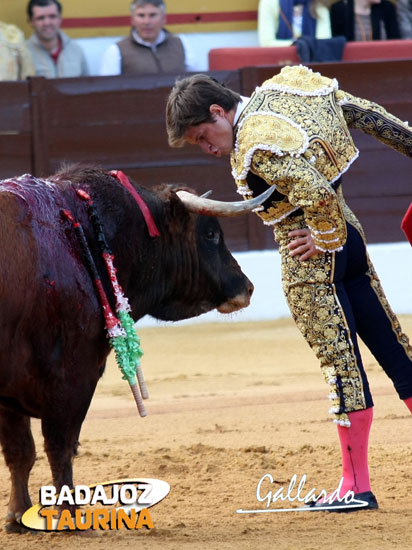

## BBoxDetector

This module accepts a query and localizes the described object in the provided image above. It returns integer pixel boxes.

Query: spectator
[397,0,412,37]
[330,0,401,41]
[258,0,332,46]
[100,0,196,76]
[26,0,89,78]
[0,21,34,81]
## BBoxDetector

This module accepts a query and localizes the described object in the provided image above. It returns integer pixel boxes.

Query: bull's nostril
[248,283,254,297]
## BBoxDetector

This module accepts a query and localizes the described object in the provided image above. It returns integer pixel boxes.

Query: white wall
[179,30,259,72]
[137,242,412,328]
[76,30,259,75]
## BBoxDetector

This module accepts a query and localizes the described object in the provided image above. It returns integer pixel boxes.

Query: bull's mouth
[217,293,252,314]
[151,286,253,320]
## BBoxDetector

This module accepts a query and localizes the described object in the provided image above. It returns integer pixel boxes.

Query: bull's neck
[109,170,160,238]
[91,188,165,321]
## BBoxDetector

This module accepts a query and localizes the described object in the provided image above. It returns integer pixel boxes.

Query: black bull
[0,166,262,531]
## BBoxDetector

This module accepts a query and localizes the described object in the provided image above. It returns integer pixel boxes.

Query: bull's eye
[205,229,219,244]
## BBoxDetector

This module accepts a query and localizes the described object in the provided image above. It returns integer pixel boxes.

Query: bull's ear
[154,182,197,197]
[167,190,192,225]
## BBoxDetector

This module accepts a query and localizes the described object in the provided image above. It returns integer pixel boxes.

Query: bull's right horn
[176,184,277,217]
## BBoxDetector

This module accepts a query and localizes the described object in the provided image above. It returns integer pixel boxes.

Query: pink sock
[404,397,412,413]
[336,408,373,495]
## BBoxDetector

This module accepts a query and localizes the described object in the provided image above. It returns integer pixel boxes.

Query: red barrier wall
[209,39,412,70]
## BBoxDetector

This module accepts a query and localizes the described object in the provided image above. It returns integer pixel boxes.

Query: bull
[0,165,275,532]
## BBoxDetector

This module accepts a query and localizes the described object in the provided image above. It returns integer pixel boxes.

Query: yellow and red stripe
[63,11,257,28]
[1,1,259,38]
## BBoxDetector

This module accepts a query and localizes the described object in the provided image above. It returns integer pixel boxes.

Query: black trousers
[277,217,412,424]
[334,222,412,407]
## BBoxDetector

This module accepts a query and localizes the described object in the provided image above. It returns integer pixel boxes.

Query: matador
[166,65,412,511]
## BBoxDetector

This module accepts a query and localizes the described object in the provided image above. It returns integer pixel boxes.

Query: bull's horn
[176,185,277,217]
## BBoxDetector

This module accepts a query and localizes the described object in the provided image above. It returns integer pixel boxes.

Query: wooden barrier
[208,39,412,70]
[0,82,33,178]
[0,60,411,250]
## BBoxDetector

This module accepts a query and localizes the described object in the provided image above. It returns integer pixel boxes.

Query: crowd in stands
[258,0,405,44]
[1,0,412,81]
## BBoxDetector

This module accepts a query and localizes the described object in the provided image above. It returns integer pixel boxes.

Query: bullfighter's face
[184,105,235,158]
[131,3,166,44]
[30,4,62,44]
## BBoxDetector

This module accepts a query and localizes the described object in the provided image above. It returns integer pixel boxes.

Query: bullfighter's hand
[287,229,320,262]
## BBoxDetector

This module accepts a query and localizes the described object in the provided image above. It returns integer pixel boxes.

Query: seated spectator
[397,0,412,37]
[258,0,332,47]
[330,0,401,40]
[26,0,89,78]
[0,21,34,81]
[100,0,196,75]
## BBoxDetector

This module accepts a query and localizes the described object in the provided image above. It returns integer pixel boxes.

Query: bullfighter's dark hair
[166,74,241,148]
[27,0,62,19]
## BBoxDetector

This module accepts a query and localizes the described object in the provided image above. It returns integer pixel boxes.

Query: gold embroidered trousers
[274,198,412,426]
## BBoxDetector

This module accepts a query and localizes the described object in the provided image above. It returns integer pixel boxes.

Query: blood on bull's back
[0,165,262,533]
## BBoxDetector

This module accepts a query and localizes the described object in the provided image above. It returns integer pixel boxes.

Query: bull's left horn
[176,185,277,217]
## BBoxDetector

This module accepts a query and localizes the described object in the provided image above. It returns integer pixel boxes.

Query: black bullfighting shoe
[301,491,379,513]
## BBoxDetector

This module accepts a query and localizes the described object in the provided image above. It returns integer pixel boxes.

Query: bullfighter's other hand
[287,229,320,262]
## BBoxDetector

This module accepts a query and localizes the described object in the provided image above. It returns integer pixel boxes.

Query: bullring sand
[1,316,411,549]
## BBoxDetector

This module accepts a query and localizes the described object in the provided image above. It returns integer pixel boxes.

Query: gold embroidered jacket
[230,65,412,251]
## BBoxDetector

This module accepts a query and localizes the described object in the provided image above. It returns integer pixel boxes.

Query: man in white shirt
[100,0,196,76]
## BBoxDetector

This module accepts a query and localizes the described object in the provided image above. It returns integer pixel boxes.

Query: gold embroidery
[260,65,337,95]
[232,113,308,180]
[311,137,339,170]
[273,215,367,424]
[231,67,358,247]
[229,66,412,424]
[337,90,412,158]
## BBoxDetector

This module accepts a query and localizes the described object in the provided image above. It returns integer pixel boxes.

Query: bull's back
[0,193,38,322]
[0,190,105,404]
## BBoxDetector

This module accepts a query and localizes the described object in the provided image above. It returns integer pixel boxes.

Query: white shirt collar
[132,29,166,49]
[234,96,251,126]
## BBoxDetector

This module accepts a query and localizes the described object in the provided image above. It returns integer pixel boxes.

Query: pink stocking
[404,397,412,413]
[336,407,373,495]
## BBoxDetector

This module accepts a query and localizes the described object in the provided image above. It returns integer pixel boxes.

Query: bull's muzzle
[217,279,254,314]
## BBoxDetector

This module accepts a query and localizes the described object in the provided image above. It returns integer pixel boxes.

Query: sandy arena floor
[1,315,411,549]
